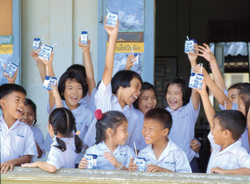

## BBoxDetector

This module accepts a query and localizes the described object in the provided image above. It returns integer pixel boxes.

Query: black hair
[0,83,26,100]
[144,108,173,134]
[133,82,157,109]
[165,78,191,106]
[66,64,88,95]
[228,82,250,92]
[49,108,82,153]
[111,70,142,95]
[214,110,246,141]
[95,111,127,145]
[58,70,87,100]
[24,98,37,125]
[239,86,250,116]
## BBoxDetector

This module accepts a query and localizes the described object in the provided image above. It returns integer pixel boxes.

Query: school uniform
[30,125,45,159]
[131,106,147,151]
[84,81,140,148]
[85,141,135,170]
[165,100,200,163]
[206,132,250,174]
[0,116,38,163]
[80,88,97,113]
[44,100,94,164]
[138,139,192,173]
[47,137,78,169]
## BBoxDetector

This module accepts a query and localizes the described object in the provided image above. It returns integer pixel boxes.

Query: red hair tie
[95,109,103,120]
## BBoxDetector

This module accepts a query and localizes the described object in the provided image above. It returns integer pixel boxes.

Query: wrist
[115,162,123,170]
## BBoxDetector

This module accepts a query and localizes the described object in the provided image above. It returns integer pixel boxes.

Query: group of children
[1,16,250,175]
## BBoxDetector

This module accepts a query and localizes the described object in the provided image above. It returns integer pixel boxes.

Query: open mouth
[70,96,79,102]
[169,100,178,107]
[130,95,138,103]
[17,109,23,115]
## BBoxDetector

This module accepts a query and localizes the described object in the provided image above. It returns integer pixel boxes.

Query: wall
[21,0,98,138]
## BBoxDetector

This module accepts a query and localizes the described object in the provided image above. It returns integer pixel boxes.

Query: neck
[152,138,169,159]
[3,113,17,129]
[56,132,67,139]
[105,139,118,153]
[220,139,237,151]
[66,102,79,111]
[116,92,127,109]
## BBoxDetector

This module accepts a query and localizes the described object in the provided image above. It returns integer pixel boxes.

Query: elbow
[47,167,57,173]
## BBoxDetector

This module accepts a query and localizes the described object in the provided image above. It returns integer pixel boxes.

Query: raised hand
[198,43,216,63]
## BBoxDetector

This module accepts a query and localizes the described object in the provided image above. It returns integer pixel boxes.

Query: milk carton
[85,154,97,169]
[32,38,41,53]
[106,10,118,28]
[133,53,139,65]
[81,31,88,46]
[133,157,146,171]
[38,44,53,61]
[184,37,197,54]
[43,76,57,91]
[189,64,204,90]
[4,62,18,78]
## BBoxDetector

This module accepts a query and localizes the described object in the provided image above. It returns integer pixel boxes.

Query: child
[22,108,82,172]
[79,110,135,170]
[19,98,45,159]
[196,81,250,174]
[128,108,191,173]
[84,17,142,148]
[0,84,37,174]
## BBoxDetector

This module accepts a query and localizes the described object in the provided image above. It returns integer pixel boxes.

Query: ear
[106,127,114,138]
[162,128,169,136]
[0,99,6,108]
[224,129,232,138]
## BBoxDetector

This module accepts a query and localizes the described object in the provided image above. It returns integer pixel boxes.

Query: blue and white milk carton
[106,10,118,28]
[188,64,204,90]
[184,37,197,54]
[43,76,57,91]
[39,44,53,61]
[32,38,41,53]
[81,31,88,46]
[133,157,146,171]
[85,154,97,169]
[133,53,139,65]
[4,62,18,78]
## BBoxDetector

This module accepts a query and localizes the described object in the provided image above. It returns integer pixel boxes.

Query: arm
[36,142,43,158]
[211,167,250,175]
[102,17,119,86]
[1,155,31,174]
[78,38,96,95]
[125,54,136,70]
[190,139,200,153]
[50,85,63,108]
[103,152,127,170]
[146,164,173,172]
[31,50,47,82]
[198,44,226,91]
[22,161,57,173]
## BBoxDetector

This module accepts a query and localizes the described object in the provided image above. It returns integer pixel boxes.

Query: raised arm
[31,50,47,82]
[102,17,119,86]
[198,43,226,91]
[78,38,96,95]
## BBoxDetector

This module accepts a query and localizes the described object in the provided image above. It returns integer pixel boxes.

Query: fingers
[78,158,88,169]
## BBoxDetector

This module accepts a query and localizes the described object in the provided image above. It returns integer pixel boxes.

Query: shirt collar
[97,141,124,154]
[217,139,242,156]
[0,115,22,130]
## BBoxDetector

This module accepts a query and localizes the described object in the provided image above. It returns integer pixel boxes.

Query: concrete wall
[21,0,98,138]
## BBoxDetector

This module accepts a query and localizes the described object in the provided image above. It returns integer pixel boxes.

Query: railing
[1,167,250,184]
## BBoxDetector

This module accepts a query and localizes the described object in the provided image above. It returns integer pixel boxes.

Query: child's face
[166,84,183,110]
[0,92,26,120]
[142,118,168,145]
[111,121,128,145]
[120,78,141,106]
[138,89,157,114]
[238,96,246,116]
[63,79,83,110]
[20,105,35,126]
[211,117,226,145]
[228,88,240,104]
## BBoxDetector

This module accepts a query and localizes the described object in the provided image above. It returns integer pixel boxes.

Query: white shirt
[166,100,200,162]
[206,132,250,174]
[80,88,97,113]
[84,81,140,148]
[47,137,78,169]
[30,125,45,159]
[44,101,94,163]
[138,139,192,173]
[85,141,135,170]
[0,116,38,163]
[131,106,147,151]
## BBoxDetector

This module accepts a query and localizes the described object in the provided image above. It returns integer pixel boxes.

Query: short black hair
[58,70,87,100]
[239,86,250,116]
[214,110,246,141]
[144,108,172,132]
[111,70,142,95]
[228,82,250,91]
[133,82,157,109]
[165,78,191,106]
[0,83,26,100]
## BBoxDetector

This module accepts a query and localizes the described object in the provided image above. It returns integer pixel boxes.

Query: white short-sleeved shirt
[206,132,250,174]
[44,101,94,163]
[85,141,135,170]
[166,100,200,162]
[30,125,45,159]
[138,139,192,173]
[84,81,140,148]
[47,137,78,169]
[131,106,147,151]
[0,116,38,163]
[80,88,97,113]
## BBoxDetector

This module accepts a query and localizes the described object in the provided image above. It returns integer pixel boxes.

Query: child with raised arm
[22,108,82,172]
[196,80,250,174]
[128,108,191,173]
[0,84,37,174]
[84,17,142,148]
[79,110,135,170]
